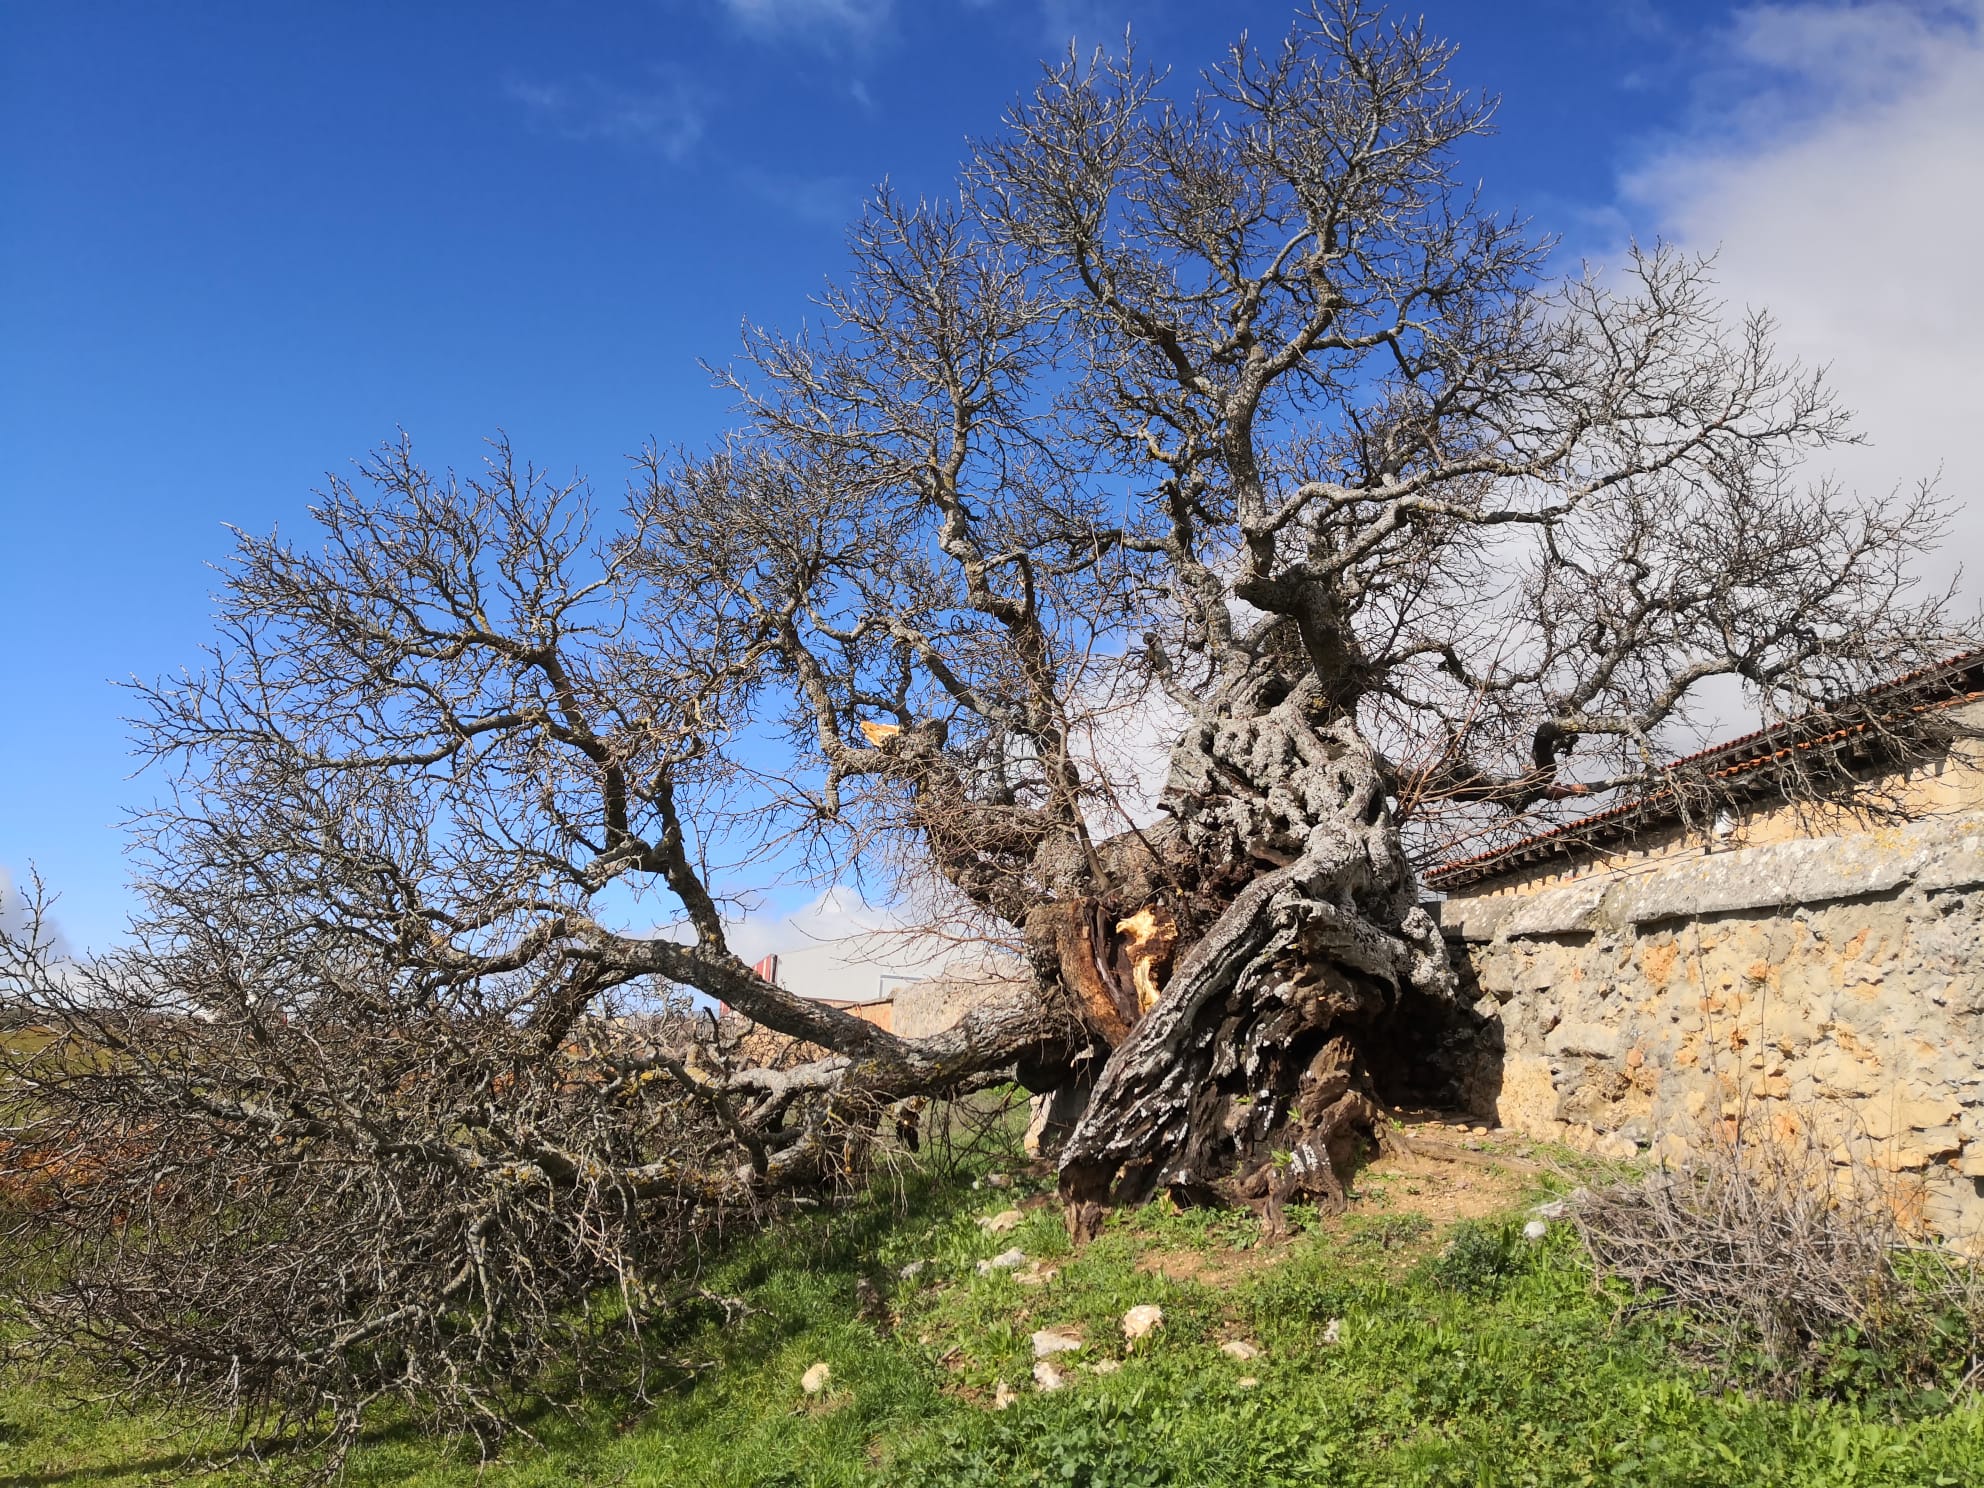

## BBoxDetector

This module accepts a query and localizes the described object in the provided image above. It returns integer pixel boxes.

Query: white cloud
[717,885,1011,1005]
[1621,0,1984,617]
[720,0,894,47]
[505,70,708,160]
[0,864,69,963]
[721,883,885,967]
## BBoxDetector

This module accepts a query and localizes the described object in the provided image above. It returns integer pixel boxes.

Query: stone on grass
[976,1247,1026,1276]
[898,1259,928,1280]
[978,1208,1024,1234]
[1013,1261,1059,1287]
[1122,1304,1164,1342]
[1032,1328,1082,1358]
[1236,1376,1259,1389]
[1219,1339,1262,1362]
[1088,1358,1122,1375]
[986,1172,1013,1188]
[1321,1318,1341,1345]
[993,1379,1018,1410]
[801,1361,831,1395]
[1523,1219,1549,1241]
[1032,1359,1068,1392]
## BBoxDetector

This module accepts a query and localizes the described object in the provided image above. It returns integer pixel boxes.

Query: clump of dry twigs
[1572,1130,1984,1401]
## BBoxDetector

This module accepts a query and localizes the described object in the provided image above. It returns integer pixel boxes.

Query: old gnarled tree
[1,0,1959,1444]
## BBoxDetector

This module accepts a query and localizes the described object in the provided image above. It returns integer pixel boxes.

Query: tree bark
[1057,683,1454,1235]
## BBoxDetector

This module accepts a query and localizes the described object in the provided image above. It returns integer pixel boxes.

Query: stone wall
[1440,809,1984,1241]
[891,967,1032,1040]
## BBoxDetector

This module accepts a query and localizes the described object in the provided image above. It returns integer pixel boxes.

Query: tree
[0,0,1958,1443]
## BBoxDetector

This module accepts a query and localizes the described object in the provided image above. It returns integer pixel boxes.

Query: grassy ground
[3,1123,1981,1486]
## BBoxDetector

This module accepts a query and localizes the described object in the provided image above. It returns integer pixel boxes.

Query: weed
[1346,1210,1432,1252]
[1424,1219,1538,1297]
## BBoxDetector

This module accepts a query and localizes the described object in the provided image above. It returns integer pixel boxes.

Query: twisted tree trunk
[1056,682,1454,1235]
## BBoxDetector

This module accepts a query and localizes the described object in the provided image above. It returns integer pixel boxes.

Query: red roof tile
[1423,648,1984,892]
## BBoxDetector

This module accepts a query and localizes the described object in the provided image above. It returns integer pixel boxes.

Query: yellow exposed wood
[1115,904,1179,1016]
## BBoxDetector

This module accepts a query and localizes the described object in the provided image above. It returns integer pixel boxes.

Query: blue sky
[5,0,1981,952]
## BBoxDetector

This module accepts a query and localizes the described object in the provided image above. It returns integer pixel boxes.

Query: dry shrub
[0,987,794,1465]
[1572,1129,1984,1402]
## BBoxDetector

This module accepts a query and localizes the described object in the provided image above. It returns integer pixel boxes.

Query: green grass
[3,1157,1982,1486]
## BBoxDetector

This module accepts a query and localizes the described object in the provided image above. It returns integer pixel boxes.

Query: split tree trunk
[1053,683,1454,1236]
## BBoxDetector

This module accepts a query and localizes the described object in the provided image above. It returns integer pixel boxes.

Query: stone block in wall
[1606,819,1984,926]
[1917,1126,1964,1159]
[1609,839,1896,923]
[891,969,1031,1039]
[1560,1068,1645,1132]
[1866,1142,1935,1173]
[1520,948,1567,994]
[1916,825,1984,893]
[1805,1047,1882,1099]
[1544,1020,1623,1059]
[1900,1093,1963,1130]
[1437,895,1516,944]
[1759,998,1818,1053]
[1503,877,1612,938]
[1470,948,1521,1000]
[1494,1055,1564,1132]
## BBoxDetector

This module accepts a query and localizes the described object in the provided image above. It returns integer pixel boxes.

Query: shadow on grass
[0,1400,443,1488]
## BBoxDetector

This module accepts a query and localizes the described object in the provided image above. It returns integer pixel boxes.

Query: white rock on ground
[1032,1360,1068,1392]
[976,1248,1026,1276]
[993,1379,1018,1410]
[898,1259,928,1280]
[978,1209,1024,1234]
[1032,1328,1083,1358]
[1236,1376,1259,1389]
[1122,1304,1164,1342]
[1013,1261,1058,1287]
[1219,1339,1262,1361]
[1088,1359,1122,1375]
[1321,1318,1341,1345]
[801,1362,831,1395]
[1523,1219,1549,1241]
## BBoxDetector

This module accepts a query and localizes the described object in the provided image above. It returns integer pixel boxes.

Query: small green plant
[1242,1254,1363,1332]
[1347,1211,1432,1252]
[1425,1220,1534,1297]
[932,1398,1174,1488]
[1129,1197,1264,1253]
